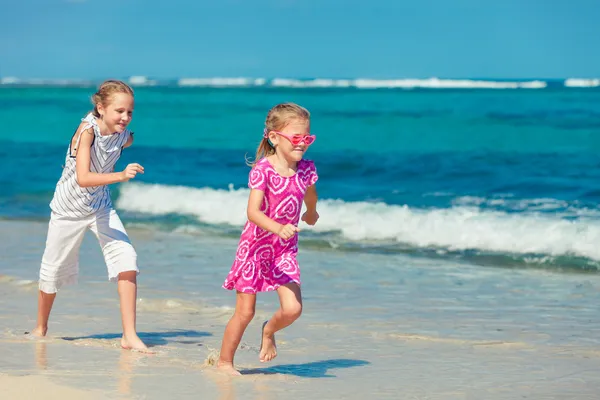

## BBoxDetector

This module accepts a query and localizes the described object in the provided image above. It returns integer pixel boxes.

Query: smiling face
[268,118,311,163]
[97,92,134,133]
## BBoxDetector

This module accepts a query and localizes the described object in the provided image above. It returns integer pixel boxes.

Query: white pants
[39,208,139,294]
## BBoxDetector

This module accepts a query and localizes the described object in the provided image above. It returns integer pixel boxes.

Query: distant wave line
[2,76,599,89]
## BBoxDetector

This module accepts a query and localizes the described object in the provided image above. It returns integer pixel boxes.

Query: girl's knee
[235,306,256,323]
[283,302,302,320]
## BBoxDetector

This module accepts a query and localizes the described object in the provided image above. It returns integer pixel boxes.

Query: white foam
[271,78,352,88]
[269,77,547,89]
[0,77,20,84]
[116,183,600,260]
[0,76,553,89]
[564,78,600,88]
[452,196,577,213]
[171,77,549,90]
[118,183,249,223]
[0,78,92,86]
[352,78,547,89]
[128,76,158,86]
[177,77,266,87]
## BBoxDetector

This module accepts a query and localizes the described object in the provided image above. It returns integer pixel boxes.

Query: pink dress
[223,158,319,294]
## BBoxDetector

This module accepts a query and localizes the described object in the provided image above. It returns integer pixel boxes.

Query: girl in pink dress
[218,103,319,375]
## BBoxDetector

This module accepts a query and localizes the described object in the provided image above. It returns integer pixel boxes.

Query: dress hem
[222,279,301,294]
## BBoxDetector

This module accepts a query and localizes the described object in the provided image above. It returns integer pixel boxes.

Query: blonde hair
[247,102,311,167]
[90,80,134,118]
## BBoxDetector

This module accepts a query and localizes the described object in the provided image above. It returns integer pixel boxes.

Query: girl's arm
[303,184,318,212]
[123,132,134,148]
[301,184,319,225]
[247,189,298,239]
[75,127,143,188]
[247,189,284,233]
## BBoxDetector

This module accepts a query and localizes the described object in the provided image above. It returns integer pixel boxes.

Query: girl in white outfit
[30,80,148,351]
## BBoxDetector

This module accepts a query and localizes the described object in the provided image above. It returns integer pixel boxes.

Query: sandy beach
[1,375,106,400]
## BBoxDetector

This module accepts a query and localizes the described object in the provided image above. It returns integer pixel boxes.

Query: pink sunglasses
[263,130,316,146]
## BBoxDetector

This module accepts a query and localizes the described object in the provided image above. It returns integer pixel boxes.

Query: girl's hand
[277,224,300,240]
[301,210,319,226]
[121,163,144,182]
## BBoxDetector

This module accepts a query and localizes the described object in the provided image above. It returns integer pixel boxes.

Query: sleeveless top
[49,113,132,218]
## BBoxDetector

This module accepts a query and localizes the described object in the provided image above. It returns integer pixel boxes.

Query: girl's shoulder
[78,113,99,134]
[251,157,273,174]
[248,158,272,190]
[82,112,95,121]
[70,114,96,140]
[81,113,97,126]
[298,158,316,171]
[298,159,318,186]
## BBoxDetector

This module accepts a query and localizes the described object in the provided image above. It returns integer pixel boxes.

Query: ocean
[2,81,600,270]
[1,80,600,398]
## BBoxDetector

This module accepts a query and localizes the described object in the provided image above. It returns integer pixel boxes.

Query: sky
[1,0,599,80]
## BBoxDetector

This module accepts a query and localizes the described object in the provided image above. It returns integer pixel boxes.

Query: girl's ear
[97,102,105,119]
[268,131,278,147]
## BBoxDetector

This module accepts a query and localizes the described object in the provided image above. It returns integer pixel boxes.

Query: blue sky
[1,0,599,79]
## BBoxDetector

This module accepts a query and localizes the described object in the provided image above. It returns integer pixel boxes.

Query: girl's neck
[268,153,298,176]
[95,117,112,136]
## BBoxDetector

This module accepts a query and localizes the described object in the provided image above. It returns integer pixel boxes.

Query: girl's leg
[117,271,148,351]
[260,282,302,362]
[217,291,257,375]
[32,213,87,336]
[31,291,56,336]
[90,209,147,351]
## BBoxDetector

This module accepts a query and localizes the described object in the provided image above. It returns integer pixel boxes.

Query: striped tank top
[49,113,132,218]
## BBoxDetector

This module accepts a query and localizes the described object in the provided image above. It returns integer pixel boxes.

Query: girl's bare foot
[216,360,242,376]
[27,326,47,337]
[259,321,277,363]
[121,334,151,353]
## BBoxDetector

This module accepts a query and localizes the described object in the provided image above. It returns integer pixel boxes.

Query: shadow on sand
[61,329,212,347]
[241,358,370,378]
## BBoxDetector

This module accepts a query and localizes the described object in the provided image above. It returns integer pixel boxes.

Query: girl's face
[269,118,312,162]
[98,93,134,133]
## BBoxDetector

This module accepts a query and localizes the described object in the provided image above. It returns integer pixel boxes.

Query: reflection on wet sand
[207,368,275,400]
[118,349,138,396]
[35,341,47,370]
